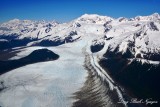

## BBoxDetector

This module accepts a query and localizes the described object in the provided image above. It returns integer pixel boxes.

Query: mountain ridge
[0,13,160,63]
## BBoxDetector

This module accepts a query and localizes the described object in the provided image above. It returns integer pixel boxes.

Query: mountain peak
[77,14,113,24]
[134,13,160,21]
[150,12,159,18]
[151,12,159,16]
[8,18,21,23]
[80,14,112,19]
[81,14,101,17]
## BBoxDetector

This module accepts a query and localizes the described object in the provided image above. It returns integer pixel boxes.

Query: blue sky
[0,0,160,23]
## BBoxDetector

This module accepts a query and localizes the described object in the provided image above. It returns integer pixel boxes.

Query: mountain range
[0,13,160,107]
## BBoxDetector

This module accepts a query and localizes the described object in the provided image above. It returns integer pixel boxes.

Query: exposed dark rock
[143,52,160,61]
[65,31,79,43]
[105,37,113,40]
[104,46,134,59]
[119,17,127,22]
[34,37,65,46]
[45,27,52,33]
[91,43,104,53]
[104,25,112,33]
[73,22,81,27]
[99,58,160,107]
[46,23,53,27]
[69,31,77,36]
[90,39,105,53]
[149,22,159,31]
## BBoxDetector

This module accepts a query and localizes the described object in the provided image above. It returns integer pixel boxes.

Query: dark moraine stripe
[72,50,125,107]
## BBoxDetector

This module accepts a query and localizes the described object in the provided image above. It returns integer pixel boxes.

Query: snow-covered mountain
[102,16,160,62]
[0,13,160,107]
[0,13,160,62]
[0,19,58,37]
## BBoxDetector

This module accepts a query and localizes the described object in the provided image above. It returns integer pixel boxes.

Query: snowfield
[0,41,88,107]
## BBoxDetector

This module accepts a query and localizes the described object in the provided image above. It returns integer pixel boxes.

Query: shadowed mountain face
[91,43,104,53]
[0,35,38,50]
[0,49,59,75]
[99,57,160,107]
